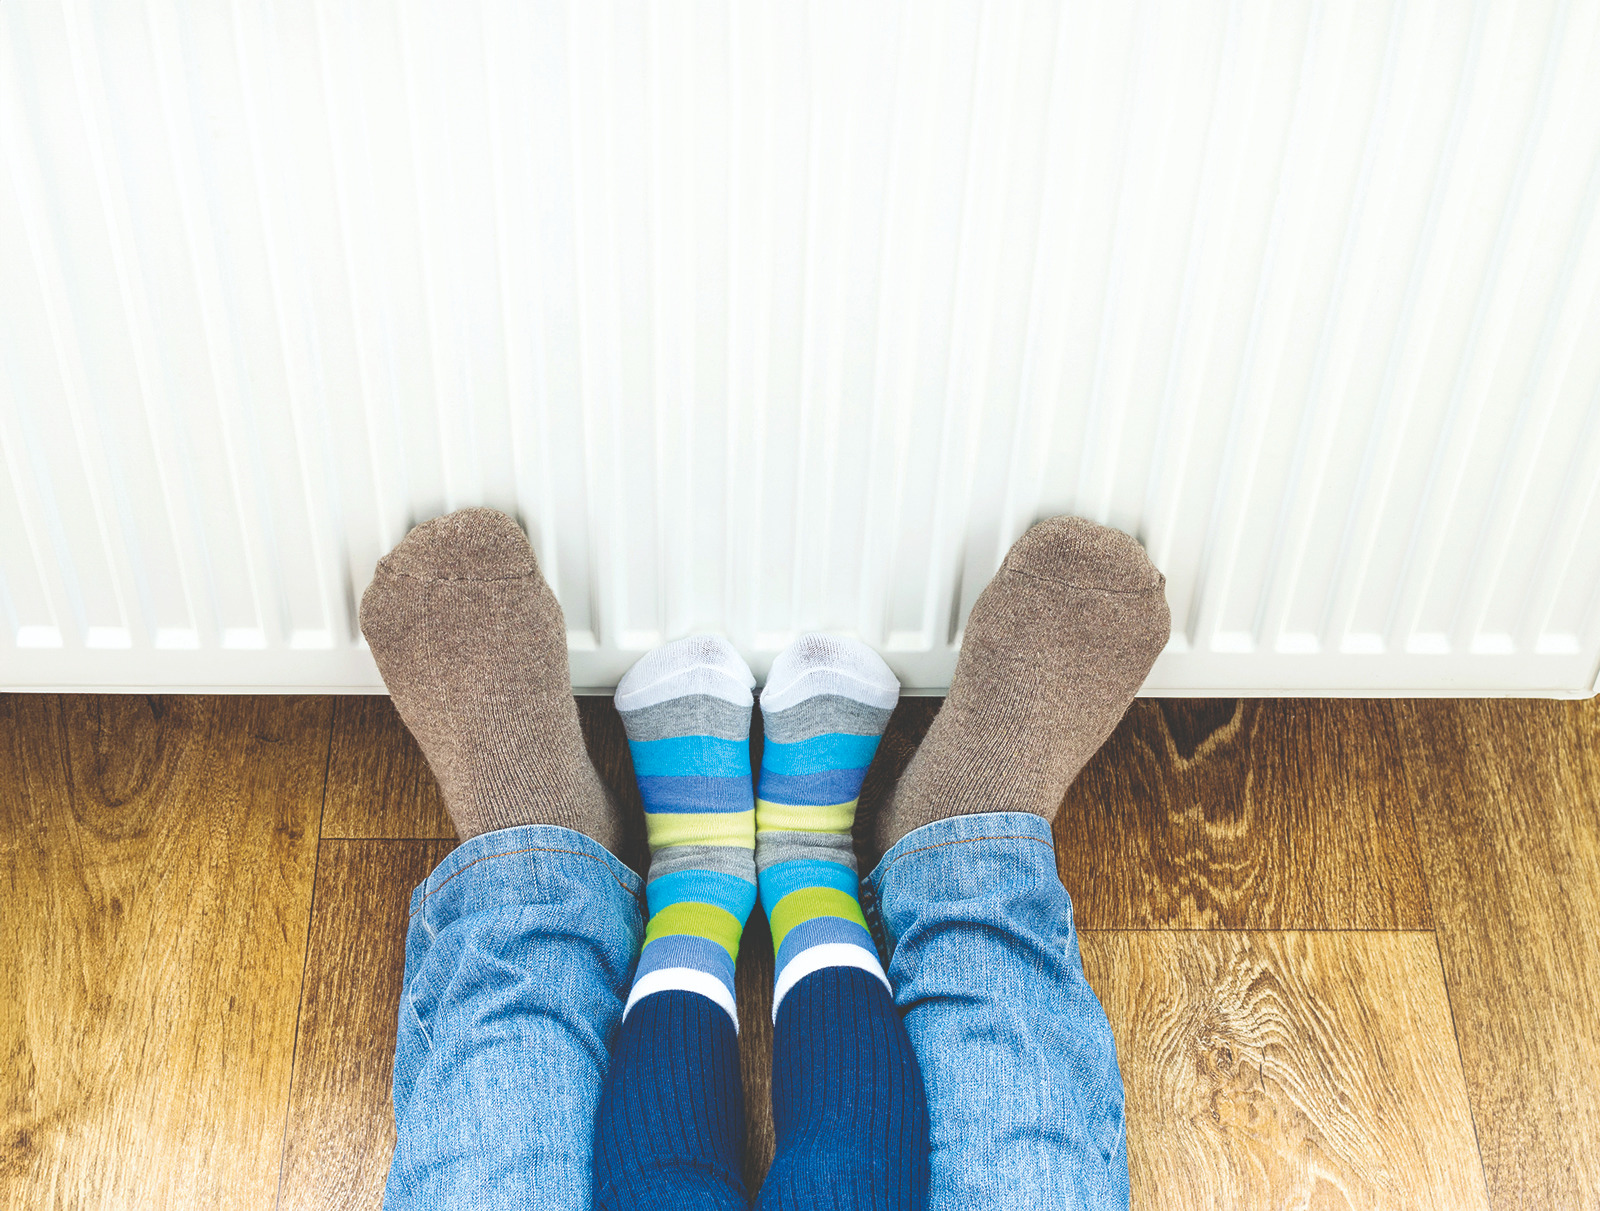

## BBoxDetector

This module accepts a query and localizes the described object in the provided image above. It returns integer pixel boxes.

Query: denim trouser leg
[384,824,645,1211]
[863,811,1130,1211]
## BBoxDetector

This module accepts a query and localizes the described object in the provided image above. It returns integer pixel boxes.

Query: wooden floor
[4,695,1599,1210]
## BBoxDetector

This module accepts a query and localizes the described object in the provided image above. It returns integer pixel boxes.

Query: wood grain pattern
[1057,700,1433,930]
[0,695,331,1211]
[735,907,777,1194]
[277,839,456,1211]
[1392,698,1600,1209]
[19,691,1598,1209]
[320,697,453,840]
[1083,929,1489,1210]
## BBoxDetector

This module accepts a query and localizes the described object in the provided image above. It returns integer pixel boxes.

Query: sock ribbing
[755,635,899,1020]
[617,636,758,1030]
[874,515,1169,851]
[358,508,618,848]
[593,990,749,1211]
[757,967,930,1211]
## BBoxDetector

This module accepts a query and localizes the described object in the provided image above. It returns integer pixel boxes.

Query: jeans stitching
[415,844,645,916]
[875,832,1053,884]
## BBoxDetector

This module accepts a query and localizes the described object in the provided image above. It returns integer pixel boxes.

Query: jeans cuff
[407,823,646,938]
[861,811,1056,961]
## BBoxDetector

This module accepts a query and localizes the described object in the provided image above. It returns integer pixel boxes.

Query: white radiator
[3,0,1599,696]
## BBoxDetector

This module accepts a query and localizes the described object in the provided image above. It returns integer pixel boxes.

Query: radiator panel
[3,0,1599,694]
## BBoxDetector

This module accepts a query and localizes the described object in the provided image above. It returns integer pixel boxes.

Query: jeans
[385,813,1128,1209]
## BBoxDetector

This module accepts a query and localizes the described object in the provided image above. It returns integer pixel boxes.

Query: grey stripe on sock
[759,694,895,743]
[647,844,758,884]
[754,830,858,874]
[619,694,754,742]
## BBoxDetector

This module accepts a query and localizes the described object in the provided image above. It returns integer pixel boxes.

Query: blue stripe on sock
[773,915,879,975]
[760,732,881,776]
[647,869,759,919]
[635,774,754,813]
[634,932,738,994]
[757,858,860,908]
[628,734,751,778]
[755,767,866,806]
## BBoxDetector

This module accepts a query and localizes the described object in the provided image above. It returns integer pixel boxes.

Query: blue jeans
[385,813,1128,1209]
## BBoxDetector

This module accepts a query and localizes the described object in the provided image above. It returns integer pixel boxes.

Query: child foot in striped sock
[756,634,901,1016]
[616,636,758,1028]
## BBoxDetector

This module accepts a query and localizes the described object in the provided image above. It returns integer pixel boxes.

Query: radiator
[3,0,1599,695]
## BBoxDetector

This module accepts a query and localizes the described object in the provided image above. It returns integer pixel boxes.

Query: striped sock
[616,636,758,1030]
[755,634,900,1019]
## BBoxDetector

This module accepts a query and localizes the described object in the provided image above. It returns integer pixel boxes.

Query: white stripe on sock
[623,966,740,1032]
[770,942,892,1023]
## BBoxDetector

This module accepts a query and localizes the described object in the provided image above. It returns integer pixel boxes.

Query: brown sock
[876,516,1169,853]
[358,507,619,850]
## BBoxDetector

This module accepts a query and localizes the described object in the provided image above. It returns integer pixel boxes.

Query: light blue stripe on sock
[647,868,759,919]
[628,734,751,778]
[635,774,754,813]
[757,858,860,907]
[634,932,737,994]
[756,767,865,806]
[760,732,881,776]
[773,915,878,976]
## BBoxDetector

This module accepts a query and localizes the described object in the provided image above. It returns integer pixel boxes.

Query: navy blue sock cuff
[760,966,930,1210]
[593,990,749,1211]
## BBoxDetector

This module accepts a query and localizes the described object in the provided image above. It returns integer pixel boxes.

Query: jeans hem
[407,823,646,924]
[861,811,1055,962]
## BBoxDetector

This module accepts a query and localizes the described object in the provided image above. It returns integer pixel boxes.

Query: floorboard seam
[1428,928,1493,1199]
[1388,704,1492,1198]
[272,698,338,1211]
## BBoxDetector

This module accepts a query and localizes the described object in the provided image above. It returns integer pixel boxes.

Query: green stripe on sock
[754,798,857,834]
[645,809,757,849]
[643,900,746,960]
[768,885,868,953]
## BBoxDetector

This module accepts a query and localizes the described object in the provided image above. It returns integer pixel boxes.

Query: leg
[868,518,1169,1210]
[360,509,636,1208]
[593,637,759,1208]
[389,826,642,1207]
[755,637,929,1209]
[865,813,1120,1210]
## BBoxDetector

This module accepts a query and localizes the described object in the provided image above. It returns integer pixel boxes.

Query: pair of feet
[359,508,1169,867]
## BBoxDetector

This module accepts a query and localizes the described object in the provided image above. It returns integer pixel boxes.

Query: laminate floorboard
[13,692,1599,1209]
[0,695,331,1211]
[1083,929,1488,1209]
[1057,700,1433,930]
[320,697,452,840]
[1392,699,1600,1208]
[278,839,455,1211]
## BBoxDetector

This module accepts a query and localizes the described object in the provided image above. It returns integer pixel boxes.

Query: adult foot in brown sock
[359,507,619,850]
[875,516,1169,853]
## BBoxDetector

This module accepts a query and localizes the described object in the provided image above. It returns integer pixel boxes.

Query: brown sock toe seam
[375,566,537,584]
[997,565,1167,595]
